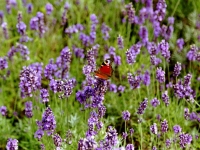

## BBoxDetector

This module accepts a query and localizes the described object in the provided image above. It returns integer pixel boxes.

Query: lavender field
[1,0,200,149]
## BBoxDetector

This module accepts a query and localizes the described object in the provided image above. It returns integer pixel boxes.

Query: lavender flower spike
[46,3,53,15]
[25,101,33,118]
[0,106,7,116]
[137,98,148,115]
[173,62,181,77]
[150,123,158,135]
[6,138,18,150]
[122,110,131,121]
[117,35,124,49]
[156,67,165,83]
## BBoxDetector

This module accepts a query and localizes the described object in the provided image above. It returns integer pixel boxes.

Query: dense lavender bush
[1,0,200,149]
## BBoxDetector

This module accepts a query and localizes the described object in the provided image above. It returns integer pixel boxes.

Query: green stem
[67,98,69,129]
[140,123,143,149]
[124,121,127,147]
[171,0,181,17]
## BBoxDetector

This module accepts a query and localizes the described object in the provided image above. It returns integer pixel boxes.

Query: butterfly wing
[95,65,112,80]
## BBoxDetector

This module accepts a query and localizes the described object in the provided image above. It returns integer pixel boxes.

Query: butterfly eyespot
[104,59,110,66]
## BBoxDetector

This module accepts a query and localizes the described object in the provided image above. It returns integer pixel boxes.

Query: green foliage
[1,0,200,149]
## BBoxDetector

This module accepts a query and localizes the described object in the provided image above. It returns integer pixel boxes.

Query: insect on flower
[94,59,113,80]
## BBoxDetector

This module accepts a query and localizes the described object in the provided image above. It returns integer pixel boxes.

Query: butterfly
[94,59,113,80]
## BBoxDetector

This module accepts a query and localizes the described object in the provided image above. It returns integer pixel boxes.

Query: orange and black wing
[94,65,112,80]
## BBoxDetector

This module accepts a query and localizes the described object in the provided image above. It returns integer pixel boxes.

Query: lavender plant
[1,0,200,149]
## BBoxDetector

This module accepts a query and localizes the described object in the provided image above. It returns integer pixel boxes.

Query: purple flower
[86,49,96,72]
[53,133,62,148]
[190,112,197,121]
[41,107,56,135]
[184,108,190,120]
[138,7,153,24]
[153,0,167,22]
[83,65,92,75]
[61,2,70,25]
[0,11,4,24]
[161,91,169,106]
[122,132,128,139]
[161,119,168,133]
[137,98,148,115]
[76,90,87,105]
[50,79,63,93]
[156,67,165,83]
[187,44,198,61]
[126,48,137,64]
[60,46,71,65]
[150,123,158,135]
[1,22,9,39]
[109,83,117,93]
[152,21,161,38]
[79,33,90,46]
[90,32,95,44]
[117,35,124,49]
[34,129,44,141]
[168,17,175,25]
[139,26,148,45]
[44,59,57,80]
[16,21,26,35]
[62,78,76,98]
[156,114,161,121]
[91,79,108,108]
[147,42,159,55]
[0,57,8,70]
[143,70,150,86]
[101,23,111,40]
[98,104,106,118]
[65,24,84,36]
[36,12,45,38]
[173,125,182,134]
[118,85,125,93]
[27,3,33,14]
[152,146,157,150]
[19,66,39,98]
[102,126,118,148]
[78,137,97,150]
[40,144,45,150]
[151,98,160,107]
[72,46,85,58]
[108,46,116,56]
[90,14,98,24]
[179,133,192,148]
[173,62,181,77]
[25,101,33,118]
[173,74,194,101]
[15,43,30,60]
[127,72,143,89]
[130,128,134,136]
[122,110,131,121]
[6,138,18,150]
[46,3,53,15]
[0,106,7,116]
[158,40,170,61]
[184,74,192,86]
[40,89,49,103]
[125,3,135,23]
[164,25,174,40]
[114,55,121,66]
[150,56,162,66]
[30,17,38,30]
[126,144,134,150]
[176,38,184,52]
[166,139,171,148]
